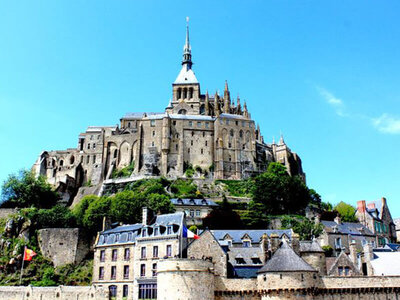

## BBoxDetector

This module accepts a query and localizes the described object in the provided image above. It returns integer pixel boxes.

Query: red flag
[23,248,37,261]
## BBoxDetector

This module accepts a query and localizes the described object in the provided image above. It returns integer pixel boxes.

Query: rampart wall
[0,285,106,300]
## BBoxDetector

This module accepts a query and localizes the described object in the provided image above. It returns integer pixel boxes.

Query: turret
[243,100,249,118]
[223,81,231,113]
[205,90,210,115]
[236,95,242,115]
[215,91,221,116]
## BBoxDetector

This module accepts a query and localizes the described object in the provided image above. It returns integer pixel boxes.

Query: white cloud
[372,114,400,134]
[316,86,346,116]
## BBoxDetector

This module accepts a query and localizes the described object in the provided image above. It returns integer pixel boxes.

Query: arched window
[178,109,187,115]
[183,88,187,99]
[230,129,234,137]
[109,285,117,299]
[128,122,131,128]
[113,149,118,159]
[59,160,64,166]
[177,88,181,99]
[69,156,75,165]
[239,130,243,138]
[189,87,193,99]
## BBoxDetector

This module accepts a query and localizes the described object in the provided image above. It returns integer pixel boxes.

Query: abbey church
[33,23,304,198]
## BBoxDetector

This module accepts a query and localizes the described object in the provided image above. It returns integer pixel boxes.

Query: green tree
[281,215,324,240]
[334,201,358,222]
[252,162,311,215]
[83,197,111,233]
[203,197,244,229]
[110,191,143,224]
[1,170,59,208]
[24,205,76,229]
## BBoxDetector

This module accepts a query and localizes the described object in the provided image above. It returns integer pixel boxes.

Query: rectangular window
[141,247,147,259]
[152,263,157,277]
[191,140,193,146]
[124,248,130,261]
[167,226,172,235]
[154,227,159,236]
[150,120,156,127]
[92,155,96,164]
[189,121,193,127]
[123,285,129,298]
[87,143,90,149]
[243,241,250,248]
[201,148,203,154]
[196,210,201,217]
[190,210,194,217]
[99,267,104,280]
[100,250,105,262]
[345,266,350,276]
[124,265,129,279]
[166,245,172,257]
[112,249,117,261]
[205,141,208,146]
[86,156,90,164]
[335,238,342,249]
[205,122,209,129]
[153,246,159,258]
[138,283,157,299]
[197,121,201,127]
[111,266,116,280]
[152,130,155,137]
[93,143,96,149]
[140,264,146,277]
[338,266,343,276]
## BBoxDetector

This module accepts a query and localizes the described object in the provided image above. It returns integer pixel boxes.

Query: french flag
[182,225,200,239]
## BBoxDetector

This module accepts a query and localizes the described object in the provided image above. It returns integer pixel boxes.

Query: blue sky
[1,1,400,216]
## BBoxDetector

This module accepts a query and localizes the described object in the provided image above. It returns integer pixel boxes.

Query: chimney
[367,202,376,210]
[334,214,341,225]
[270,233,280,253]
[260,234,269,263]
[357,200,366,213]
[349,240,358,266]
[381,197,387,207]
[142,207,148,225]
[291,233,300,255]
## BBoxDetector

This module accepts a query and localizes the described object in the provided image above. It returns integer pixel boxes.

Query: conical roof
[258,240,316,273]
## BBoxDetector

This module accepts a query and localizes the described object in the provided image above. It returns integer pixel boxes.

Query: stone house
[318,216,376,256]
[356,197,396,246]
[92,209,186,300]
[170,198,218,226]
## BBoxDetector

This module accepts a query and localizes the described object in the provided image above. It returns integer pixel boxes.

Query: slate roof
[219,113,247,120]
[299,239,324,253]
[258,240,316,273]
[234,267,259,278]
[211,229,292,244]
[174,65,199,84]
[321,221,374,236]
[170,198,218,207]
[97,212,185,246]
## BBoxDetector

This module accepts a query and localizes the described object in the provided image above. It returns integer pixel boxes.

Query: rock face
[38,228,89,267]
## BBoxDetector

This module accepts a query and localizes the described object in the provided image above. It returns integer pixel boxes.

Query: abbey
[33,23,304,200]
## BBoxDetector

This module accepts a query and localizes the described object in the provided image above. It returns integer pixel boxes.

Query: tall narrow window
[99,267,104,280]
[124,265,129,279]
[166,245,172,257]
[140,264,146,277]
[123,285,129,298]
[152,263,157,277]
[100,250,105,262]
[124,248,130,261]
[141,247,147,259]
[92,155,96,164]
[111,266,116,280]
[153,246,159,258]
[112,249,117,261]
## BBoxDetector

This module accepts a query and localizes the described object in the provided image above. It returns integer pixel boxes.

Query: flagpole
[19,246,26,285]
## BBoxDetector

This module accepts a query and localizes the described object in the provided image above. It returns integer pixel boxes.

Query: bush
[170,179,199,198]
[112,161,135,179]
[23,205,76,229]
[322,245,333,257]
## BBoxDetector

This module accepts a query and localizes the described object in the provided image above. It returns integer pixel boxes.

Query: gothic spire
[182,17,192,70]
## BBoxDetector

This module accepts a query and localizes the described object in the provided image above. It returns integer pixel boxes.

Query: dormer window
[127,232,133,241]
[115,234,120,242]
[252,257,262,264]
[201,199,207,205]
[177,199,183,204]
[150,120,156,127]
[154,227,159,236]
[167,226,172,235]
[235,257,246,264]
[142,229,147,237]
[243,240,251,248]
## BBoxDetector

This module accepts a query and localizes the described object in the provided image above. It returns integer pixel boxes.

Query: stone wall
[157,259,214,300]
[0,285,106,300]
[38,228,89,267]
[0,208,17,220]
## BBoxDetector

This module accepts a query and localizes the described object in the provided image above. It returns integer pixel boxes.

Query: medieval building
[33,22,304,203]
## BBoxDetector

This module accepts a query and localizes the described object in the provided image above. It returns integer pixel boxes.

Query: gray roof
[258,240,316,273]
[234,267,259,278]
[219,113,248,120]
[299,239,324,253]
[97,212,185,246]
[170,198,218,207]
[211,229,292,244]
[321,221,374,236]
